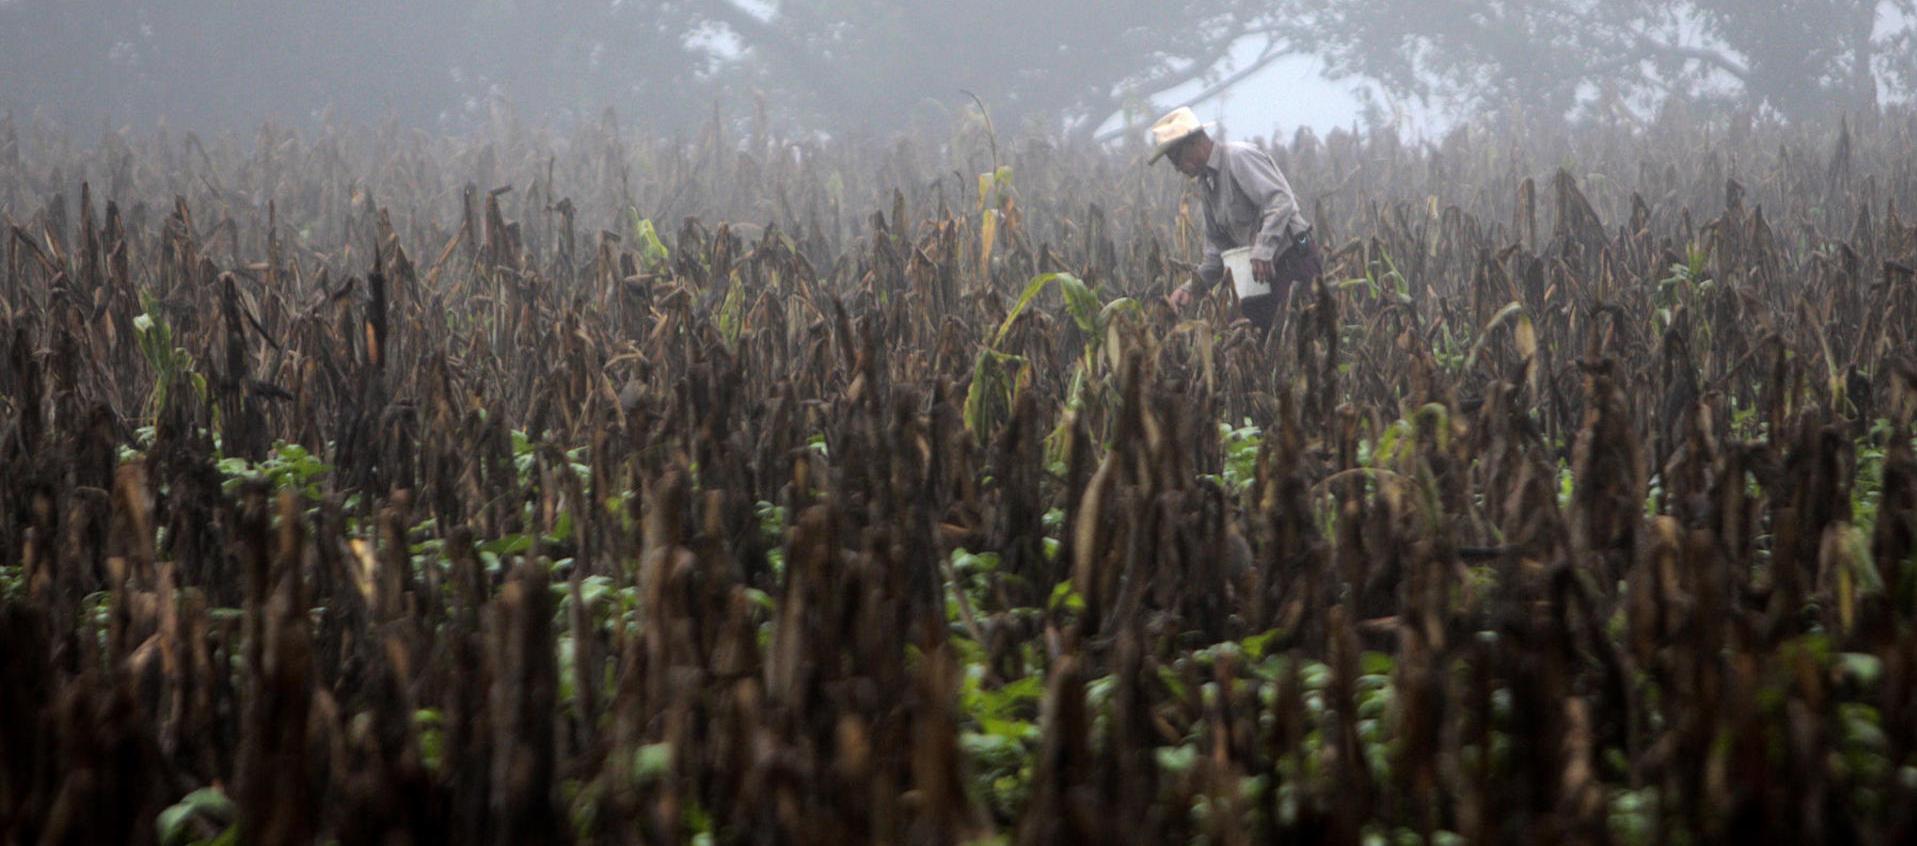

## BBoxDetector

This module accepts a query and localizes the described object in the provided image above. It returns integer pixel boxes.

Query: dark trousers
[1240,238,1322,334]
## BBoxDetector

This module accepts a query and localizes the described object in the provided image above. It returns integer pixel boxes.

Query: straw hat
[1147,106,1212,164]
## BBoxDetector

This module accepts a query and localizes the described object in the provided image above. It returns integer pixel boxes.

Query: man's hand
[1251,257,1274,283]
[1167,282,1197,310]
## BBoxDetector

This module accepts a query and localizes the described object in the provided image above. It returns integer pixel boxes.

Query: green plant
[133,291,206,422]
[157,787,236,846]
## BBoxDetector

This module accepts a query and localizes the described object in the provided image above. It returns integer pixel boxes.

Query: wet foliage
[4,107,1917,844]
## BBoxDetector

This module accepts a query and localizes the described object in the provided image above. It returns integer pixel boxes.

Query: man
[1150,106,1320,333]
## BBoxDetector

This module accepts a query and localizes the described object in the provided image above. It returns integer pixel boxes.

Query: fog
[0,1,1908,141]
[3,5,1917,843]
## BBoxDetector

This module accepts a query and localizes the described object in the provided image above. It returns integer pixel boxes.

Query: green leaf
[1372,419,1411,468]
[960,731,1025,766]
[577,574,614,609]
[978,716,1038,742]
[479,534,534,557]
[157,787,235,846]
[415,708,446,772]
[963,348,1025,437]
[1840,702,1886,751]
[1157,665,1189,700]
[631,214,671,271]
[994,274,1059,348]
[952,548,1001,575]
[717,277,746,348]
[1357,687,1392,719]
[964,671,1044,724]
[1056,273,1101,337]
[1299,661,1331,691]
[1841,653,1884,686]
[1047,579,1085,613]
[1098,296,1142,326]
[633,742,674,782]
[1241,628,1279,660]
[1155,744,1198,774]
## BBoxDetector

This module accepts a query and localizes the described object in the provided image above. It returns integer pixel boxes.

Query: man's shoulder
[1218,141,1277,169]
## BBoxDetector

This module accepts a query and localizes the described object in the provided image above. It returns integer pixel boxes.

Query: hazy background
[0,0,1910,142]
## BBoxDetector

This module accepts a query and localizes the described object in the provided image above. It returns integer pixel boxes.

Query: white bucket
[1222,246,1269,299]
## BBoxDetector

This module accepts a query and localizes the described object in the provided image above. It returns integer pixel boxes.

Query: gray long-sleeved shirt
[1192,141,1310,292]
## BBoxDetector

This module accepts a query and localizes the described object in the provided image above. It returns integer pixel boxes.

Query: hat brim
[1147,124,1213,164]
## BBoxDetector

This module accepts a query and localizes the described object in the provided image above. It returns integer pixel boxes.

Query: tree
[697,0,1294,140]
[0,0,1286,138]
[0,0,721,131]
[1687,0,1910,117]
[1294,0,1916,123]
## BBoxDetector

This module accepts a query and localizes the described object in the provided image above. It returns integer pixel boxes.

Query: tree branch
[1633,38,1751,82]
[1091,37,1292,143]
[699,0,848,95]
[1179,44,1293,113]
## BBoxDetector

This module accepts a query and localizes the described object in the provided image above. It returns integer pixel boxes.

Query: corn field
[3,107,1917,844]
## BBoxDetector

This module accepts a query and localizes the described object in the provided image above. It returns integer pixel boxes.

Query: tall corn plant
[964,271,1137,442]
[133,291,205,424]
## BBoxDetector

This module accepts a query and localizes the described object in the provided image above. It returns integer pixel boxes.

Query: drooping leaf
[157,787,235,846]
[633,742,674,782]
[1462,301,1525,372]
[630,213,670,272]
[993,273,1059,348]
[1057,273,1101,337]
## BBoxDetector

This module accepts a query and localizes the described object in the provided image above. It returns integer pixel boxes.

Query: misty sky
[1167,54,1370,140]
[1157,45,1449,143]
[2,1,1897,144]
[700,5,1426,143]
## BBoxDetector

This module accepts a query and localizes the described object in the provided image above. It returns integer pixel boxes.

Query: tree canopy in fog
[1298,0,1916,122]
[0,0,1911,132]
[0,0,719,129]
[701,0,1291,138]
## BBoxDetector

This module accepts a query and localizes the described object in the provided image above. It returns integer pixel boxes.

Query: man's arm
[1179,191,1231,299]
[1193,241,1224,292]
[1170,240,1222,308]
[1229,148,1304,263]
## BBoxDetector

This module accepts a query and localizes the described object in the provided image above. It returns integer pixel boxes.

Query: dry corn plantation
[3,107,1917,845]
